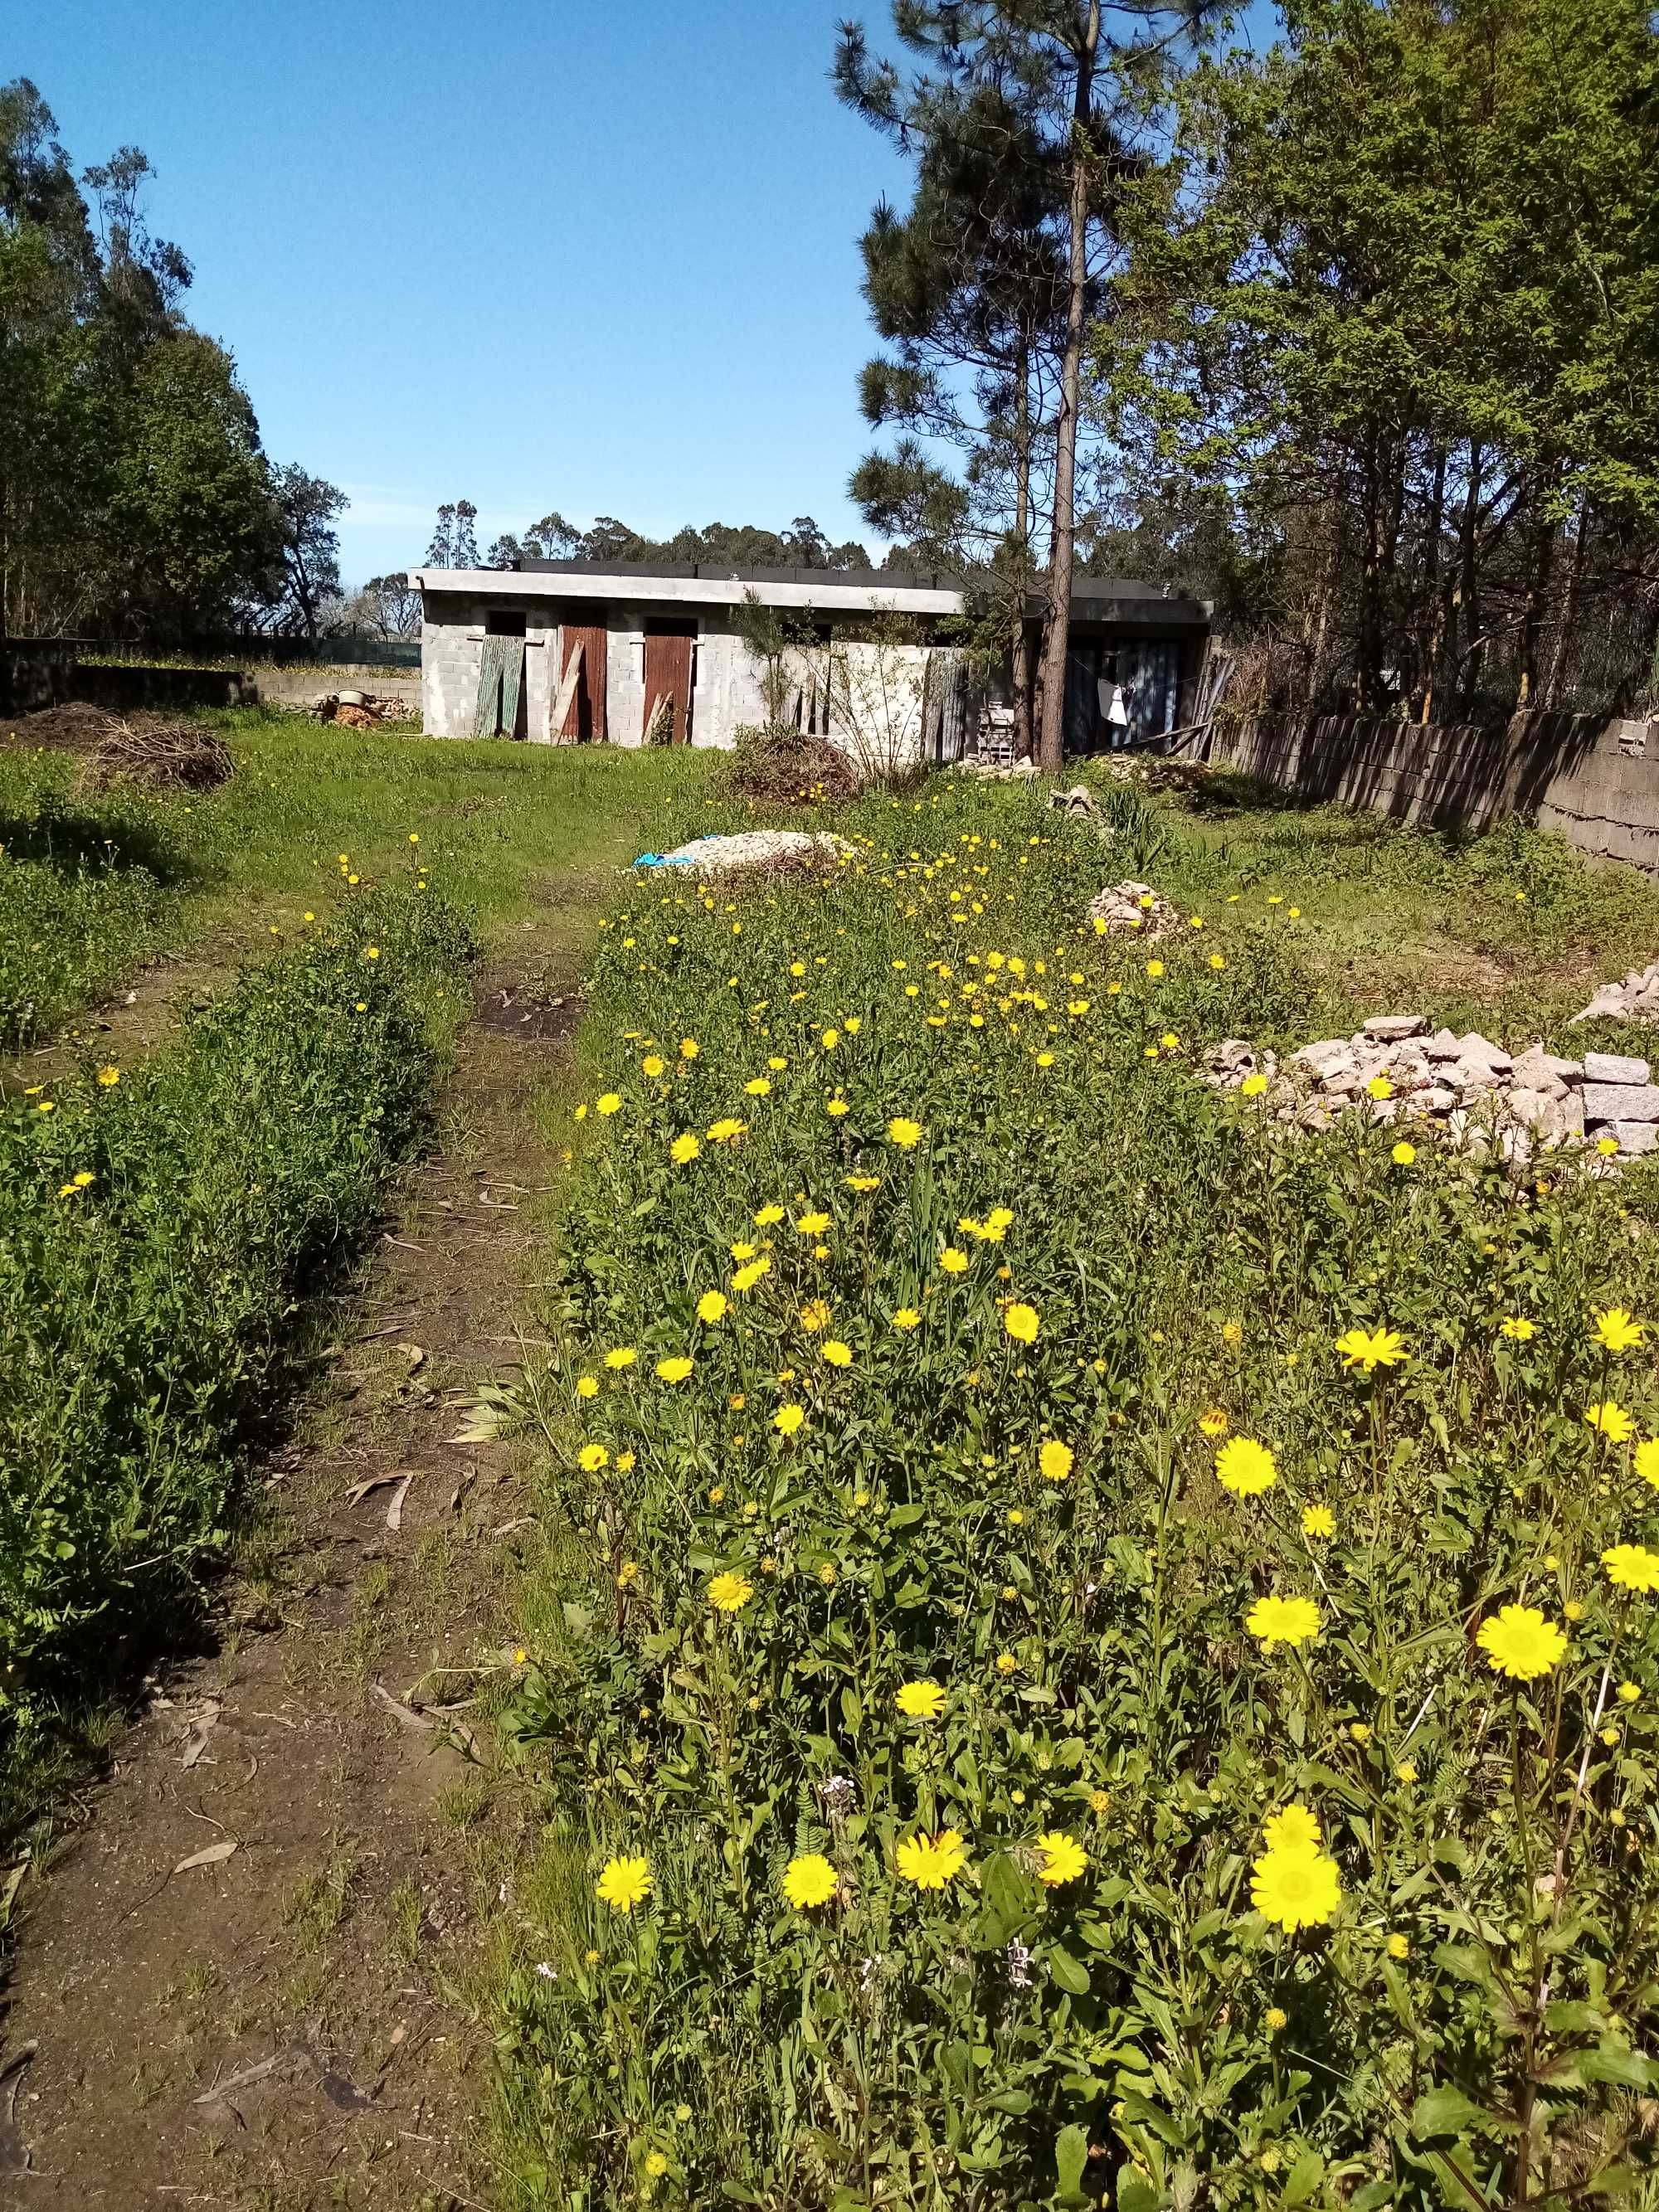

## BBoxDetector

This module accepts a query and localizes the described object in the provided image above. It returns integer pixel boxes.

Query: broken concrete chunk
[1572,987,1634,1024]
[1361,1014,1428,1041]
[1457,1033,1514,1073]
[1582,1082,1659,1123]
[1506,1087,1558,1133]
[1086,880,1177,936]
[1293,1040,1356,1079]
[1584,1050,1652,1086]
[1453,1062,1505,1092]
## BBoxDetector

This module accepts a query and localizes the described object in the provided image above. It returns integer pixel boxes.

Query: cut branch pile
[72,712,232,794]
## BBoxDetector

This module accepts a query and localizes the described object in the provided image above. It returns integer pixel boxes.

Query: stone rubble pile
[1206,1014,1659,1162]
[1086,879,1179,936]
[1048,783,1104,820]
[955,756,1041,781]
[1573,960,1659,1025]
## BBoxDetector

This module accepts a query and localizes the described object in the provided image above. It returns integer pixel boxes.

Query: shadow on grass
[0,798,198,886]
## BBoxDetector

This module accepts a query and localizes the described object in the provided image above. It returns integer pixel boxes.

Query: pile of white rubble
[1086,879,1180,936]
[640,829,854,876]
[1206,1015,1659,1161]
[1574,960,1659,1025]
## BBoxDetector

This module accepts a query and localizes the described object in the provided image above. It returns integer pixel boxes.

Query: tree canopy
[450,511,876,574]
[1102,0,1659,718]
[0,78,340,642]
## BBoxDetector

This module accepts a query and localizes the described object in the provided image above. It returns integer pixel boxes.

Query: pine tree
[836,2,1219,766]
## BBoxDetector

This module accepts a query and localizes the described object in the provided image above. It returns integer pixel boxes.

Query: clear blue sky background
[19,2,1281,589]
[17,2,914,584]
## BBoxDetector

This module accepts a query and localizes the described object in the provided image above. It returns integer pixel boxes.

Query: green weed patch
[0,756,187,1045]
[493,778,1659,2210]
[0,878,476,1723]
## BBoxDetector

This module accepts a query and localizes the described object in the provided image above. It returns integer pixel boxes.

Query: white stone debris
[645,829,854,877]
[1086,879,1179,936]
[1572,960,1659,1024]
[1048,783,1105,821]
[1205,1010,1659,1163]
[955,756,1042,781]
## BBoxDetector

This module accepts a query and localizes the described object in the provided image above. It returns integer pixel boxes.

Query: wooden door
[642,627,695,743]
[554,622,608,742]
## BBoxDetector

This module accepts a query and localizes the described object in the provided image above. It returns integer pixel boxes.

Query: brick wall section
[1203,707,1659,875]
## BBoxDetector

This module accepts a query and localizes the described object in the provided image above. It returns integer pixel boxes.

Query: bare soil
[0,952,577,2211]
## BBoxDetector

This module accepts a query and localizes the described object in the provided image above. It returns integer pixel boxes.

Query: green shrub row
[0,881,476,1711]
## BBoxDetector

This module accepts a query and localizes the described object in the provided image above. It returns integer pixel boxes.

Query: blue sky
[18,2,912,582]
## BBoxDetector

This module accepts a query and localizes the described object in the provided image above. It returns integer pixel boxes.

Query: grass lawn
[0,713,710,1820]
[1165,769,1659,1042]
[1,712,716,1054]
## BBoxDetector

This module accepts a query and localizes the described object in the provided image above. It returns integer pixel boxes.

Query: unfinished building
[407,557,1209,763]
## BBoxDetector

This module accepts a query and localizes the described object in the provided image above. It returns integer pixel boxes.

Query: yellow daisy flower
[707,1572,754,1612]
[595,1855,652,1913]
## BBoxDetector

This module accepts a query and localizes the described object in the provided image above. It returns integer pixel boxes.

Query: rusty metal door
[554,620,608,742]
[642,624,696,743]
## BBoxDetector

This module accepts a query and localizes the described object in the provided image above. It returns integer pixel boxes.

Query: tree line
[419,503,878,576]
[837,0,1659,746]
[1,79,344,643]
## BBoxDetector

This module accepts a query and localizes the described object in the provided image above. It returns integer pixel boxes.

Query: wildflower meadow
[494,775,1659,2210]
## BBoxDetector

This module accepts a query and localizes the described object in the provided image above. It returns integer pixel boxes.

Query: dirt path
[0,951,577,2210]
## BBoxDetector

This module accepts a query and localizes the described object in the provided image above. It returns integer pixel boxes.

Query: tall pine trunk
[1011,349,1035,758]
[1515,472,1559,711]
[1452,441,1485,716]
[1036,2,1101,775]
[1355,426,1386,709]
[1419,447,1447,723]
[1541,493,1588,710]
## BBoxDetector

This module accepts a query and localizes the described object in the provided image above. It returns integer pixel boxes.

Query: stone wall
[252,664,421,713]
[1201,707,1659,874]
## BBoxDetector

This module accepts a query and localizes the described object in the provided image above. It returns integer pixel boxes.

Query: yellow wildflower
[1477,1604,1567,1680]
[707,1572,754,1613]
[595,1855,652,1913]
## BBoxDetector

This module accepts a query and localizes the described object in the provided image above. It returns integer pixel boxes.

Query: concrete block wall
[418,598,937,757]
[1204,707,1659,875]
[255,664,421,712]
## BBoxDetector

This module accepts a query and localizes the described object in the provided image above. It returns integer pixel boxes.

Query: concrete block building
[407,557,1209,762]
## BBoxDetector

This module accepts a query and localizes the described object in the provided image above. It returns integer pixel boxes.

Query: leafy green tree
[0,77,328,644]
[1105,0,1659,718]
[105,330,281,636]
[478,513,874,572]
[265,463,343,637]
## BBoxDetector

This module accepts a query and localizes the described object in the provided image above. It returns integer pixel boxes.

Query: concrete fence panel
[1202,707,1659,873]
